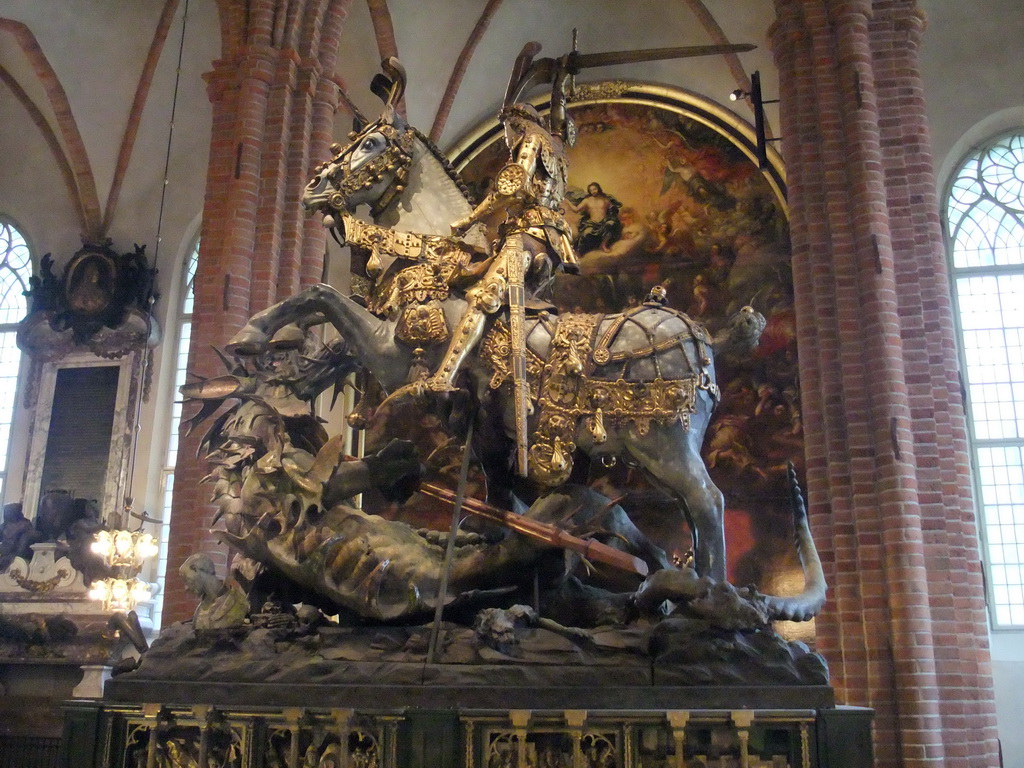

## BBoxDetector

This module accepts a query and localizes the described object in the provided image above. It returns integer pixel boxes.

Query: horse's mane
[411,127,476,204]
[389,127,485,249]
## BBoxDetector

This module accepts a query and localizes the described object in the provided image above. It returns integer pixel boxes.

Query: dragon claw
[226,326,270,356]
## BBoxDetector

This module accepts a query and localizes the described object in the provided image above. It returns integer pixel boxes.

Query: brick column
[163,0,352,624]
[770,1,998,765]
[161,56,254,624]
[768,1,847,698]
[870,2,1000,763]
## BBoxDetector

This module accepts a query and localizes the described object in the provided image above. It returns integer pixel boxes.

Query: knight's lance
[334,451,646,576]
[505,234,531,477]
[417,482,649,578]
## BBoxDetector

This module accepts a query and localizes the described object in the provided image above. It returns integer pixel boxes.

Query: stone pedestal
[71,664,111,699]
[60,621,872,767]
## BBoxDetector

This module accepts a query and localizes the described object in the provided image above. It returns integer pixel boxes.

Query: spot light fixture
[729,71,781,170]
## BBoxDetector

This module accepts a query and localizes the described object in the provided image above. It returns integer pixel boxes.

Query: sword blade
[509,301,530,477]
[571,43,755,72]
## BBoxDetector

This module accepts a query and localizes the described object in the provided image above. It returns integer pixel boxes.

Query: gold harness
[481,304,720,487]
[342,214,477,347]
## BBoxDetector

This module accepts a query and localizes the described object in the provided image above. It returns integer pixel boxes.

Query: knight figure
[384,99,579,475]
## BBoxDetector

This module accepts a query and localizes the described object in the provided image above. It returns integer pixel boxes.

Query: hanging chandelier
[87,528,159,612]
[87,575,153,613]
[90,529,159,569]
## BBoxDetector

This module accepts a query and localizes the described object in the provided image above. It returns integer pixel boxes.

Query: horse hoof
[226,328,269,355]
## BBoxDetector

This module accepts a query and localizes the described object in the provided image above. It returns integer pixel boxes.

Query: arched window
[947,131,1024,628]
[0,220,33,501]
[151,239,198,629]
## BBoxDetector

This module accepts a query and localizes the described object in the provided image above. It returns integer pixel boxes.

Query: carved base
[71,664,111,699]
[64,700,873,768]
[108,618,829,703]
[71,622,867,767]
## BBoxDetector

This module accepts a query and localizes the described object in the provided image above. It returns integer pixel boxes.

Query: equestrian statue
[192,47,825,629]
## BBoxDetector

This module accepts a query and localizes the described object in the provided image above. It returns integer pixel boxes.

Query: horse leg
[623,423,727,582]
[226,284,412,393]
[226,284,349,354]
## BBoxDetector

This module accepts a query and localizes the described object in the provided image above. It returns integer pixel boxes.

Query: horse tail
[762,463,827,622]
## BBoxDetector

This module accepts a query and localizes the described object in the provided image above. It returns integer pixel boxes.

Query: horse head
[303,58,478,244]
[303,58,417,221]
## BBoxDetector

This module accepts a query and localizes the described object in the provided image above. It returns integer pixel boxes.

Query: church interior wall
[917,2,1024,765]
[0,1,1021,765]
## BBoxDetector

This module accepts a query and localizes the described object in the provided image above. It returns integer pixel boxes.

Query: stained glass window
[0,220,32,502]
[947,132,1024,627]
[151,239,198,629]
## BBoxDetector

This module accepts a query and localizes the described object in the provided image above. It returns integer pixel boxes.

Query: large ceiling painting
[452,83,804,616]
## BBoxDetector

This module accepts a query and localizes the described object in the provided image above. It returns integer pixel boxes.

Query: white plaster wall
[335,0,780,152]
[0,0,219,521]
[921,5,1024,564]
[918,1,1024,759]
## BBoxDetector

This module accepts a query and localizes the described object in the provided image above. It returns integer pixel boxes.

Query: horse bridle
[322,121,416,220]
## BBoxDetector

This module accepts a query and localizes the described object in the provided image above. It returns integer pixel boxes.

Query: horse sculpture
[190,326,823,624]
[227,59,788,594]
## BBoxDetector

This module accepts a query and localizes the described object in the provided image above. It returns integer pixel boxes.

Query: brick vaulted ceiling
[0,0,1018,278]
[0,0,782,273]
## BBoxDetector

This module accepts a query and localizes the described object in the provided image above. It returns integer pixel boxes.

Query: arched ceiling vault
[0,0,1018,283]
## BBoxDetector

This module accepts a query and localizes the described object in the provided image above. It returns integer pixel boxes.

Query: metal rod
[572,43,755,72]
[426,420,475,663]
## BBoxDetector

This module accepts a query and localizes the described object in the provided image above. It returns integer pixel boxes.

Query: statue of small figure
[161,738,200,768]
[179,554,248,630]
[0,502,36,572]
[25,253,60,315]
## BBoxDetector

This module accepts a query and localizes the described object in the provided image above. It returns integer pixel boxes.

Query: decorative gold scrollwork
[495,163,528,196]
[528,314,704,487]
[529,314,600,486]
[481,311,704,486]
[7,568,69,593]
[396,300,450,347]
[367,237,475,318]
[481,319,543,392]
